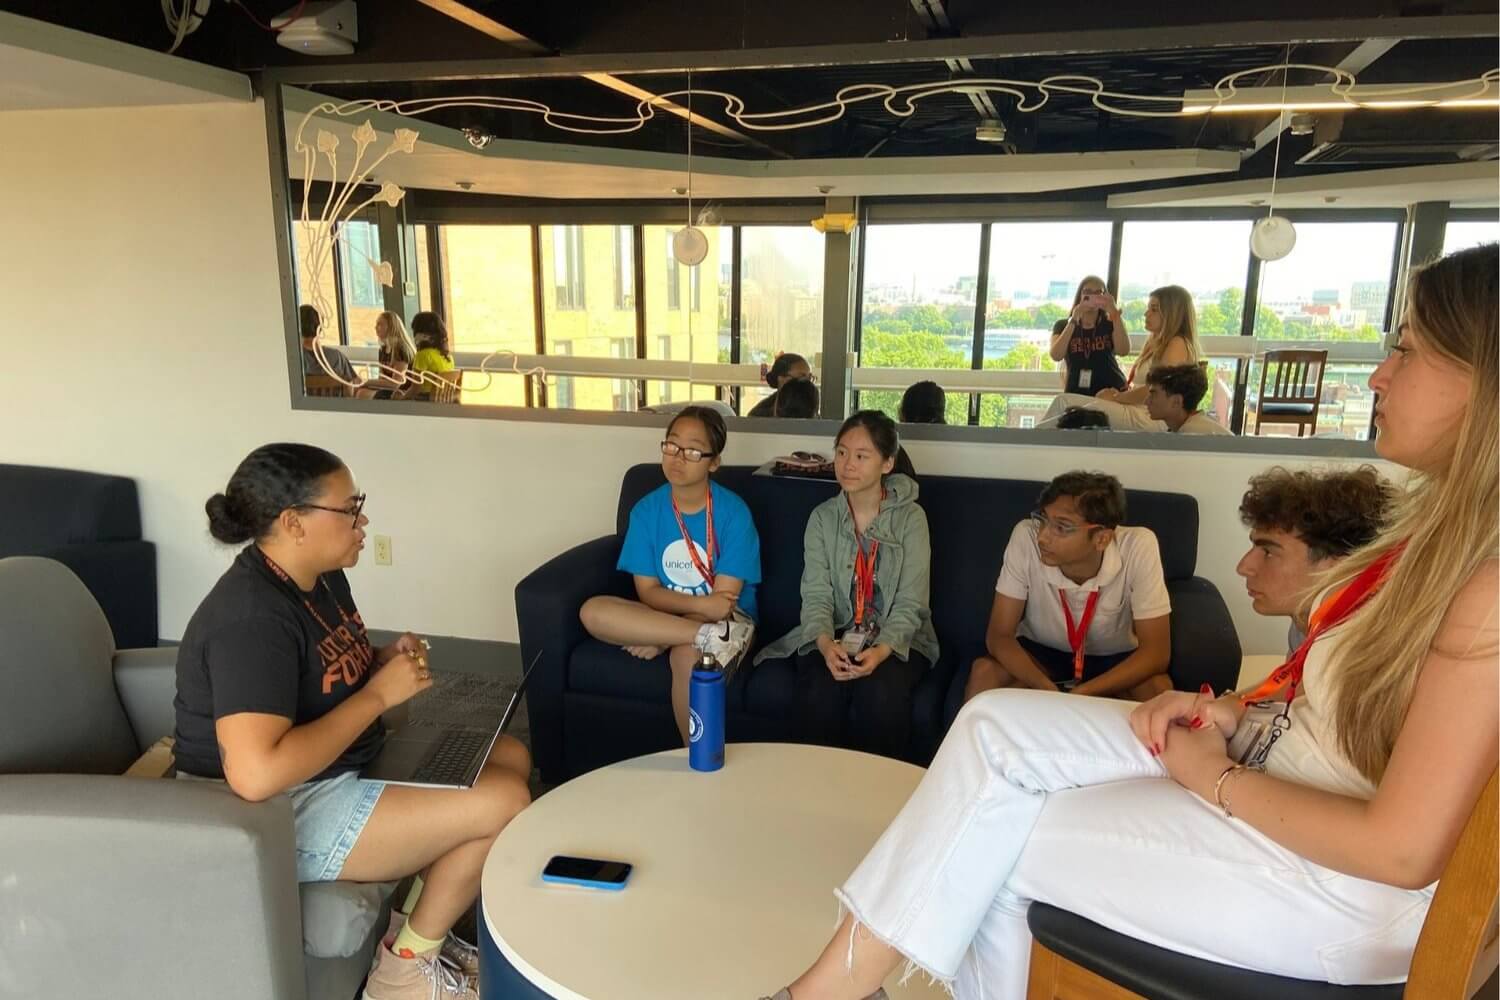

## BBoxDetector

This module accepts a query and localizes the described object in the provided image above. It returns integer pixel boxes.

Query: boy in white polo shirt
[963,471,1172,703]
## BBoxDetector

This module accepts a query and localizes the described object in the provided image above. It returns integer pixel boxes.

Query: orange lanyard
[1059,589,1102,682]
[670,486,716,588]
[847,492,883,626]
[262,553,360,646]
[1240,545,1403,708]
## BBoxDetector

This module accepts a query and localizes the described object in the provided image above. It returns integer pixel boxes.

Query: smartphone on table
[541,855,633,891]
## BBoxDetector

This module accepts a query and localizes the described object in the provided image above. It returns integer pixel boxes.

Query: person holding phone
[174,443,532,1000]
[755,411,939,759]
[579,406,761,745]
[760,244,1497,1000]
[1050,275,1129,397]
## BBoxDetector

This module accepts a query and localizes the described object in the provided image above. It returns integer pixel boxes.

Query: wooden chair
[303,374,349,398]
[424,369,463,404]
[1026,769,1499,1000]
[1252,349,1328,437]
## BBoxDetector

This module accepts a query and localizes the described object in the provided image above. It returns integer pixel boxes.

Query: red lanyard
[262,553,360,644]
[1059,589,1102,682]
[1240,544,1403,708]
[670,485,716,588]
[847,493,882,626]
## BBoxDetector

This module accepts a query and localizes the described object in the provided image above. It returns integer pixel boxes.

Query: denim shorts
[177,769,386,882]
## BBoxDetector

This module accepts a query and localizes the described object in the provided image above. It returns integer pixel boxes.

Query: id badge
[1078,369,1093,390]
[1227,701,1291,769]
[840,627,874,657]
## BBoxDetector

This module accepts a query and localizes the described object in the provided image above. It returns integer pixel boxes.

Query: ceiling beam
[1244,37,1402,156]
[913,0,1001,123]
[411,0,787,158]
[258,14,1496,86]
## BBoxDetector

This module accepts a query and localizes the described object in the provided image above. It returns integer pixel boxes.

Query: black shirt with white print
[173,545,384,781]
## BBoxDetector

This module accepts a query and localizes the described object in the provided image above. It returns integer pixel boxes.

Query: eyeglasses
[1029,510,1097,538]
[661,441,716,463]
[298,494,367,526]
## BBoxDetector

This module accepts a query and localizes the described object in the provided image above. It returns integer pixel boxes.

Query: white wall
[1,101,1393,654]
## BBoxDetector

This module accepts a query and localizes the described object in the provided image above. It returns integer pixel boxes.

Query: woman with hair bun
[177,443,530,999]
[747,352,813,417]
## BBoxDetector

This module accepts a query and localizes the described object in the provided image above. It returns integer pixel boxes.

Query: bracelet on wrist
[1214,763,1248,817]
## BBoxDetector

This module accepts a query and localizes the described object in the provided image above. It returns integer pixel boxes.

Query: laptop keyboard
[408,729,492,786]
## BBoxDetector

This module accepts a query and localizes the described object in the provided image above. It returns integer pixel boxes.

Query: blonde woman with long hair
[760,244,1497,1000]
[1036,284,1203,431]
[364,311,419,398]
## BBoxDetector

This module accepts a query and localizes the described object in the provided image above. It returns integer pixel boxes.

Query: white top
[479,743,947,1000]
[996,521,1172,655]
[1264,620,1378,800]
[1175,412,1234,436]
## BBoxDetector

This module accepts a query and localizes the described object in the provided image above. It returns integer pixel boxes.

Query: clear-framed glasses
[299,494,367,526]
[661,440,715,463]
[1029,510,1096,538]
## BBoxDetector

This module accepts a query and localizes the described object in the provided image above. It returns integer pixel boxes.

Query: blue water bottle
[688,663,725,772]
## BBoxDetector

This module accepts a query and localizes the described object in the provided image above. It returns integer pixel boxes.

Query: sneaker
[380,912,479,981]
[695,614,755,674]
[364,943,477,1000]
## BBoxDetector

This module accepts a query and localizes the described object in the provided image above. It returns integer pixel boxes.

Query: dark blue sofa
[516,464,1241,784]
[0,464,158,649]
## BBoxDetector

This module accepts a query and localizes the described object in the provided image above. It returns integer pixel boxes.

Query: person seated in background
[177,443,531,999]
[409,311,456,395]
[746,352,812,417]
[299,304,358,385]
[772,376,820,418]
[1056,406,1110,430]
[1036,285,1202,431]
[963,471,1171,704]
[899,380,947,423]
[363,310,419,399]
[1145,362,1232,435]
[578,407,761,745]
[1051,275,1129,397]
[755,411,939,759]
[1238,465,1395,654]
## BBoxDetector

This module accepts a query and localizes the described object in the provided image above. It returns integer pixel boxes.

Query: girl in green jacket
[755,410,939,758]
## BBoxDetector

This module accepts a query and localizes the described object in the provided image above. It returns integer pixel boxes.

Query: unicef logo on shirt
[661,538,710,593]
[688,708,704,744]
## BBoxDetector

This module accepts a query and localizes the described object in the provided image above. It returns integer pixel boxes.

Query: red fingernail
[1190,718,1203,730]
[1153,743,1162,755]
[1200,684,1213,695]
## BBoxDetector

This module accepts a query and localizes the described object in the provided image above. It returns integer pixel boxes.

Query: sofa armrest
[514,533,626,783]
[0,774,306,1000]
[114,645,179,750]
[33,540,158,649]
[1166,577,1242,695]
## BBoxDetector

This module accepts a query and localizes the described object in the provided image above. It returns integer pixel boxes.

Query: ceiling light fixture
[1250,47,1297,263]
[463,127,495,150]
[673,71,709,267]
[975,119,1007,142]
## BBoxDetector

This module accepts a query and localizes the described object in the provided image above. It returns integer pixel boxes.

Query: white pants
[1037,393,1165,432]
[837,690,1431,999]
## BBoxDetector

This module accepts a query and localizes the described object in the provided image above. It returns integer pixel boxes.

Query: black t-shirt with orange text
[1054,315,1127,396]
[173,546,383,780]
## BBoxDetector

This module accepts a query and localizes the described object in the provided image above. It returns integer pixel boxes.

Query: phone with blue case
[541,855,632,891]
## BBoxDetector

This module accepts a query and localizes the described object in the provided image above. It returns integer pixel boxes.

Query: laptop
[364,650,541,789]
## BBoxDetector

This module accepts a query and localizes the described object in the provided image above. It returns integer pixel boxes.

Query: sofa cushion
[300,880,395,959]
[569,639,751,712]
[0,464,143,551]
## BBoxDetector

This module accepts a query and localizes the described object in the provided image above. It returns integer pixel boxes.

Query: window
[438,225,536,408]
[1117,220,1254,339]
[337,219,386,350]
[1019,415,1036,429]
[858,223,982,421]
[541,225,637,411]
[1443,220,1500,255]
[644,226,730,408]
[553,225,585,310]
[1254,222,1398,342]
[292,221,342,343]
[551,340,574,409]
[613,225,635,310]
[739,226,825,414]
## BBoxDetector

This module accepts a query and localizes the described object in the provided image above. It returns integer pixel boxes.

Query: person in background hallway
[761,242,1498,1000]
[755,411,939,759]
[1036,285,1202,431]
[175,443,531,1000]
[299,304,358,386]
[963,471,1172,705]
[1144,363,1233,435]
[579,407,761,745]
[1051,275,1128,398]
[1238,466,1395,655]
[409,311,456,395]
[773,377,820,418]
[899,380,947,424]
[747,352,813,417]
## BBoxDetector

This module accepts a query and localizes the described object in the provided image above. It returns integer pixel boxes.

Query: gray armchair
[0,556,394,1000]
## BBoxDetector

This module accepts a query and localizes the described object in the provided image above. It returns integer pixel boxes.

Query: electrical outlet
[373,535,392,566]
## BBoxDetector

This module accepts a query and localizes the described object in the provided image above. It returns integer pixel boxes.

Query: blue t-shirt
[617,483,761,621]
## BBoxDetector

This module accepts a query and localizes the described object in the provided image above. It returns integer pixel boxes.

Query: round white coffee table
[478,742,947,1000]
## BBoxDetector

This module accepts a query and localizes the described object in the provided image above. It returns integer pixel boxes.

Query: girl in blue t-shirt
[580,406,762,745]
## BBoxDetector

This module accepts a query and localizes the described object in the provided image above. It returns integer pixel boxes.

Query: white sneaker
[694,614,755,673]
